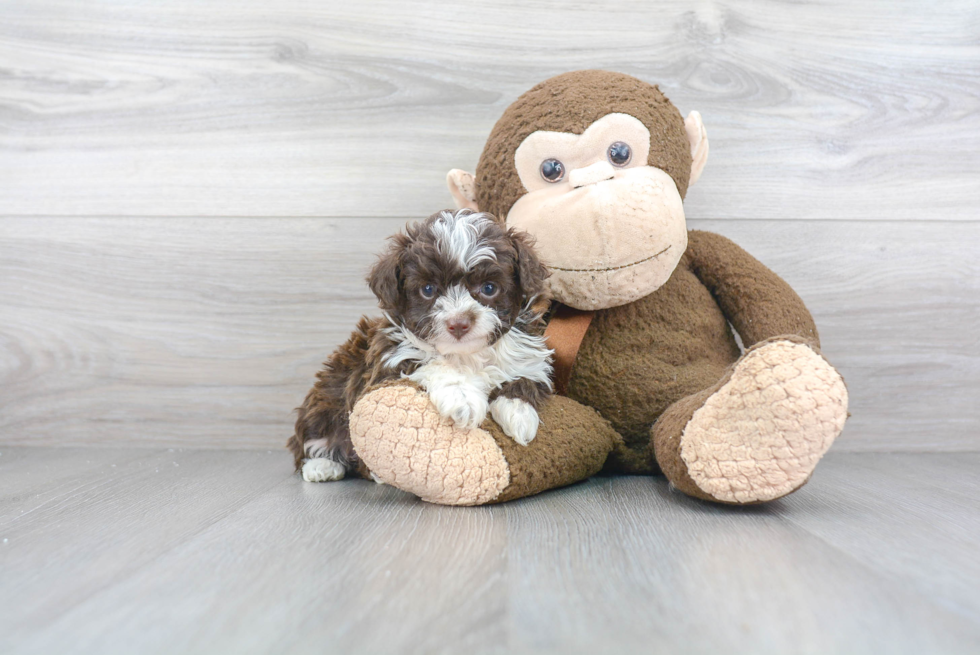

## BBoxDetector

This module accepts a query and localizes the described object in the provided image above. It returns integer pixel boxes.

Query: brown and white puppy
[287,209,552,483]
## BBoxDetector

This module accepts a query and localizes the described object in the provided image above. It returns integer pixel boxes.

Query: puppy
[287,209,553,483]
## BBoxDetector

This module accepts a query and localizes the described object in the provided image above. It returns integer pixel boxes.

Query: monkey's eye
[479,282,498,298]
[420,284,437,299]
[608,142,632,167]
[540,158,565,183]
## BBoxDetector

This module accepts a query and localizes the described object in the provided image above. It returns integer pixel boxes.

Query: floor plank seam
[0,449,170,529]
[777,509,980,626]
[14,470,298,633]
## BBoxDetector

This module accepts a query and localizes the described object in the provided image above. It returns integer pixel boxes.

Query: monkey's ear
[367,243,404,311]
[446,169,479,211]
[684,111,709,187]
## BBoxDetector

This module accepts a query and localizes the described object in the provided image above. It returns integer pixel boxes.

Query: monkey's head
[447,70,709,311]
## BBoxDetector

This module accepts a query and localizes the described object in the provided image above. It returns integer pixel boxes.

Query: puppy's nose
[446,319,472,339]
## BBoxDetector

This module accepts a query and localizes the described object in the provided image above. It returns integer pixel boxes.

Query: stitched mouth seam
[549,245,671,273]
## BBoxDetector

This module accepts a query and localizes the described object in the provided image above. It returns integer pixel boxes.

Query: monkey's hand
[349,382,619,506]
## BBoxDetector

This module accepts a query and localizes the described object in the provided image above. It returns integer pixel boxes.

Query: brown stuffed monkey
[347,70,848,506]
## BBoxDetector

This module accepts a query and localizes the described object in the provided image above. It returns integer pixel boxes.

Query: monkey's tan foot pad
[349,385,510,506]
[680,340,848,503]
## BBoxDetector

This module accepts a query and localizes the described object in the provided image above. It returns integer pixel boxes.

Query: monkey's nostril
[446,319,472,339]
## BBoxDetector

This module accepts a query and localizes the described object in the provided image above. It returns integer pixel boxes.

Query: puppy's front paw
[428,384,489,430]
[302,457,346,482]
[490,397,539,446]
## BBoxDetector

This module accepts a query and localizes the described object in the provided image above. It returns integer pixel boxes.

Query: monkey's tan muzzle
[507,167,688,311]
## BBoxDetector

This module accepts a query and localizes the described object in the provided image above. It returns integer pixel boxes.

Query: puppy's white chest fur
[389,326,551,443]
[410,359,492,431]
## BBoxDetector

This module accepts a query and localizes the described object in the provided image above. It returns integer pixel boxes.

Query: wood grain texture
[503,458,980,654]
[780,453,980,623]
[1,217,976,452]
[1,0,978,219]
[1,448,507,655]
[2,449,979,654]
[0,216,399,450]
[0,448,290,647]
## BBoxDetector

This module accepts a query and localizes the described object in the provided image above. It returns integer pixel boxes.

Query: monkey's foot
[657,339,848,504]
[349,383,618,506]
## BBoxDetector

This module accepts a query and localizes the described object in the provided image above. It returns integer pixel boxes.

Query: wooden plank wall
[1,0,977,452]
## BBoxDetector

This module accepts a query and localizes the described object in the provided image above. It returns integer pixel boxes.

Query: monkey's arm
[685,230,819,349]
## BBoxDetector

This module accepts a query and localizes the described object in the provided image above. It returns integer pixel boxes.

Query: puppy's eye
[420,284,436,299]
[480,282,498,297]
[540,158,564,183]
[608,141,632,167]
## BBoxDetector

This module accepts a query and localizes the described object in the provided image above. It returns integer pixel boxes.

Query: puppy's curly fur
[288,209,552,481]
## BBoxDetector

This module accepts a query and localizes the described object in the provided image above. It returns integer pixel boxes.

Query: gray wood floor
[1,448,978,654]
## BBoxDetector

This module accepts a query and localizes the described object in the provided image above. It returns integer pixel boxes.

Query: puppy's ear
[510,228,549,303]
[368,235,407,311]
